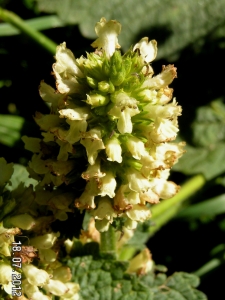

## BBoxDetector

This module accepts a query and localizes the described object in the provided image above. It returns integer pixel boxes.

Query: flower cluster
[0,159,80,299]
[23,17,185,232]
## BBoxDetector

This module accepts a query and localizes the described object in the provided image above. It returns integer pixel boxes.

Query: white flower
[75,179,98,209]
[108,92,140,133]
[98,172,117,198]
[44,279,69,296]
[126,136,146,160]
[142,64,177,89]
[133,38,157,63]
[91,17,121,58]
[113,185,140,212]
[59,106,90,121]
[105,137,122,163]
[60,282,80,299]
[23,279,51,300]
[126,204,151,223]
[127,169,151,193]
[151,178,180,199]
[23,264,50,286]
[0,263,12,289]
[92,197,116,223]
[53,42,84,94]
[148,118,179,143]
[126,248,153,274]
[144,99,182,120]
[82,159,105,180]
[80,128,105,165]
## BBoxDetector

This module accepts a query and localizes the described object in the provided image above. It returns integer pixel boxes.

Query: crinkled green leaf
[67,256,207,300]
[191,99,225,147]
[173,142,225,180]
[35,0,225,59]
[174,99,225,179]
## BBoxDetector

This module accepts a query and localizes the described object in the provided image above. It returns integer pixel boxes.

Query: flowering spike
[24,17,185,233]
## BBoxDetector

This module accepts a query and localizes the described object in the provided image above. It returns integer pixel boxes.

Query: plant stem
[100,225,116,258]
[0,8,57,55]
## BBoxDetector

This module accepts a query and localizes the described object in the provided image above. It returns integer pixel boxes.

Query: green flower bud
[86,93,109,107]
[109,51,126,86]
[98,80,115,93]
[86,76,98,89]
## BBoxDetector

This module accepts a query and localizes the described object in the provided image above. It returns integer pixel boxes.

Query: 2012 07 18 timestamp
[11,241,22,297]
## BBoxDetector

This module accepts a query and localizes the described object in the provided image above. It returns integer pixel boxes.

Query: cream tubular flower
[75,179,98,209]
[82,159,105,180]
[127,169,151,193]
[0,263,14,293]
[147,118,179,144]
[108,92,140,134]
[23,264,50,286]
[91,17,121,58]
[91,197,116,227]
[105,137,122,163]
[126,136,146,160]
[60,282,80,299]
[98,172,117,198]
[80,128,105,165]
[133,38,157,63]
[44,279,69,296]
[53,42,83,94]
[126,204,151,223]
[142,64,177,89]
[126,248,153,274]
[151,178,180,199]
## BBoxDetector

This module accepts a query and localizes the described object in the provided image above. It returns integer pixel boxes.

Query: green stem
[0,8,57,55]
[100,225,116,258]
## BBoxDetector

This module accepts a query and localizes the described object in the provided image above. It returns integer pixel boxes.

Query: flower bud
[86,93,109,107]
[86,76,98,89]
[126,248,153,274]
